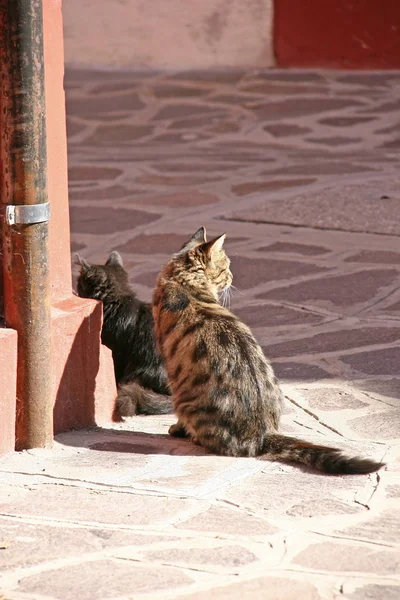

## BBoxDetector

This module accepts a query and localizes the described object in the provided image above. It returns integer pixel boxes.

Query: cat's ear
[190,226,207,244]
[74,253,90,271]
[180,226,207,251]
[202,233,226,260]
[106,251,123,267]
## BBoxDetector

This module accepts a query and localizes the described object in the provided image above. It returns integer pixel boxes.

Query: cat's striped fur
[152,227,383,475]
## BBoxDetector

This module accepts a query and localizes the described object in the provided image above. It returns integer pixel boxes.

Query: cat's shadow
[58,426,209,457]
[58,426,337,475]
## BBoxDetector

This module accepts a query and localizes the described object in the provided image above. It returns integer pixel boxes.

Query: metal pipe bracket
[2,202,50,226]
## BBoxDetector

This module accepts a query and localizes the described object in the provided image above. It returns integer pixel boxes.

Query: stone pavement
[1,69,400,599]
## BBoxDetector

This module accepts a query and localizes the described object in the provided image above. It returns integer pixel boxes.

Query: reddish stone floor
[1,69,400,599]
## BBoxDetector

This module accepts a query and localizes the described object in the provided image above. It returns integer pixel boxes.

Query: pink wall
[0,1,116,454]
[43,0,73,302]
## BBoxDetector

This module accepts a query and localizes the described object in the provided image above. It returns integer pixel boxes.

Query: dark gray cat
[75,251,172,416]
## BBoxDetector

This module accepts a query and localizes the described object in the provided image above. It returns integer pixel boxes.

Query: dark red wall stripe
[274,0,400,68]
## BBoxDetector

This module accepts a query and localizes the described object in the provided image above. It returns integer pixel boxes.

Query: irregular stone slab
[265,163,376,176]
[0,483,200,527]
[136,191,220,207]
[69,184,133,201]
[349,584,400,600]
[353,378,400,401]
[145,544,257,569]
[306,136,362,146]
[116,232,188,255]
[66,117,87,137]
[260,270,399,309]
[65,69,159,83]
[209,93,263,105]
[18,559,192,599]
[0,520,167,571]
[221,470,366,515]
[181,576,319,599]
[301,388,368,411]
[250,98,364,120]
[386,485,400,498]
[68,166,122,181]
[263,124,312,137]
[384,298,400,312]
[133,270,159,288]
[66,92,145,114]
[293,542,400,574]
[254,71,325,82]
[135,173,220,185]
[175,505,278,536]
[70,241,86,252]
[153,104,225,120]
[347,409,400,441]
[318,116,376,127]
[337,74,400,86]
[345,250,400,264]
[85,124,153,144]
[89,82,139,94]
[272,362,333,382]
[338,510,400,544]
[259,241,330,256]
[359,100,400,114]
[264,327,400,359]
[231,178,316,196]
[230,256,328,290]
[342,347,400,376]
[152,84,210,98]
[228,180,400,235]
[243,83,328,96]
[234,304,323,328]
[152,161,244,172]
[152,131,212,144]
[287,497,362,517]
[70,207,160,234]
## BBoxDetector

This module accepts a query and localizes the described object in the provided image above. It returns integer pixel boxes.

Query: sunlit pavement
[1,68,399,599]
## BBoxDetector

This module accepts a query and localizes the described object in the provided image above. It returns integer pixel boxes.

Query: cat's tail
[116,382,173,416]
[262,434,383,475]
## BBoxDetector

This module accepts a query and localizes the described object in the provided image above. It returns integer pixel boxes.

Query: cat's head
[173,226,233,295]
[74,251,130,300]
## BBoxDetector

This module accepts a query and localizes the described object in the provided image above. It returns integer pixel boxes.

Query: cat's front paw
[169,422,189,438]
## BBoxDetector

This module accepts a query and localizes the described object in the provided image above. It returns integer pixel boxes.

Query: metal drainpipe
[0,0,53,449]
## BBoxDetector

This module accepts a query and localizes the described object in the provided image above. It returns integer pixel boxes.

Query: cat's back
[156,280,264,369]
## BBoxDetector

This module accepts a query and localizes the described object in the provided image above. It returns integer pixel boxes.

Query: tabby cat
[152,227,383,475]
[75,251,172,416]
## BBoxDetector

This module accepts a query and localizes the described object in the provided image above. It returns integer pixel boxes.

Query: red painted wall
[274,0,400,68]
[0,1,116,454]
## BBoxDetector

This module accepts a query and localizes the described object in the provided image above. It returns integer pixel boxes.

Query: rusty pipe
[0,0,53,449]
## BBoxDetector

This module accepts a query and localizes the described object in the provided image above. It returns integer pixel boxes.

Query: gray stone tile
[229,180,400,235]
[338,510,400,544]
[272,362,333,382]
[70,206,160,234]
[349,584,400,600]
[231,256,328,290]
[264,327,400,359]
[293,542,400,574]
[342,347,400,376]
[175,505,278,536]
[181,577,320,600]
[18,560,192,599]
[260,270,399,310]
